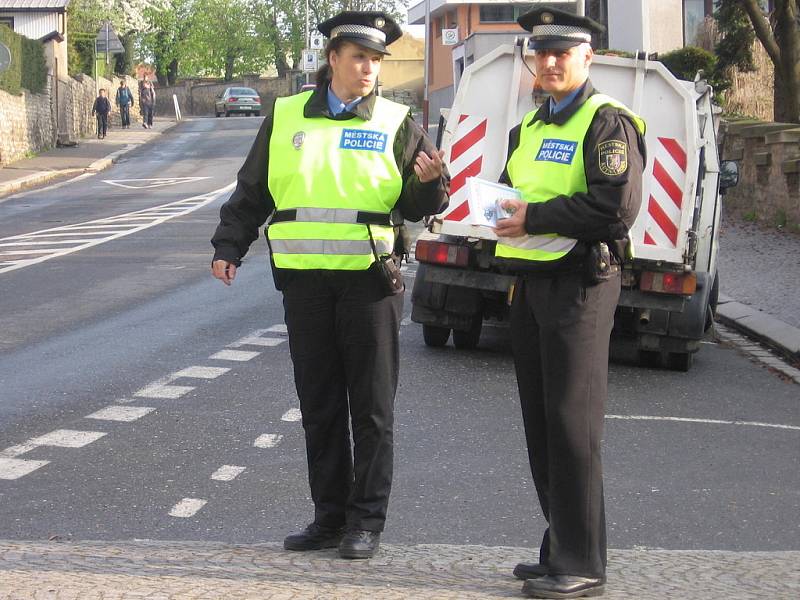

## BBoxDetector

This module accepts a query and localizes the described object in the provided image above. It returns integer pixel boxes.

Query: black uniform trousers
[282,269,403,533]
[510,269,620,579]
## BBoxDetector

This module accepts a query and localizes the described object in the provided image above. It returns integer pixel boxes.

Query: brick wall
[0,79,55,166]
[0,73,144,166]
[721,120,800,231]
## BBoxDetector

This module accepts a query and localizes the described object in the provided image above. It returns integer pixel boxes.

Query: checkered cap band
[529,24,591,42]
[331,24,387,43]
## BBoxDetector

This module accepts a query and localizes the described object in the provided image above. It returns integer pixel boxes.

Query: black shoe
[338,529,380,559]
[522,575,605,598]
[514,562,549,580]
[283,523,344,551]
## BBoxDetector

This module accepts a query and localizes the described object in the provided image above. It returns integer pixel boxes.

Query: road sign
[95,21,124,54]
[442,28,459,45]
[0,42,10,73]
[302,49,318,72]
[310,33,324,50]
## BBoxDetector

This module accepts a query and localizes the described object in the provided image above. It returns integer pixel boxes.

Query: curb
[0,121,182,198]
[716,294,800,361]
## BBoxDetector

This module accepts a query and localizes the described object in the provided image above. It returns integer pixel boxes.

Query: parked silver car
[214,87,261,117]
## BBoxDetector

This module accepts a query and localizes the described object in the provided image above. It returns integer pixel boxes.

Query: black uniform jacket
[499,80,647,271]
[211,88,450,267]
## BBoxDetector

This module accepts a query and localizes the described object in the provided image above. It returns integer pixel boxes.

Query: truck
[410,41,739,371]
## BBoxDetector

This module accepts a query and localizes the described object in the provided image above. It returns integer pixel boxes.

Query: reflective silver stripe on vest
[270,238,392,255]
[498,234,578,254]
[287,207,388,224]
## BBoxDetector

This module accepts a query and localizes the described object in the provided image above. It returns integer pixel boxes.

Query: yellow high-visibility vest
[267,91,409,270]
[497,93,645,263]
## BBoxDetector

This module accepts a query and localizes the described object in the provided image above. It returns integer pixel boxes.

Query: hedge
[0,24,47,95]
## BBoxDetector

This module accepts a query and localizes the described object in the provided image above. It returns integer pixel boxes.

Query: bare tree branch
[741,0,781,65]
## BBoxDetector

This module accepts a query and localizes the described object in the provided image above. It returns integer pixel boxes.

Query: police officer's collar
[304,85,378,121]
[529,79,595,126]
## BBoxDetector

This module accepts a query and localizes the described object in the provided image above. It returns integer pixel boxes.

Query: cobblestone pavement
[0,541,798,599]
[718,212,800,330]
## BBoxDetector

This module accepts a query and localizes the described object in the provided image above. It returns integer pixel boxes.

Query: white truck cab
[410,40,739,371]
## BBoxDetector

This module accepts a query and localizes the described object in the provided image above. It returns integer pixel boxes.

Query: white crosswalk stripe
[0,183,234,274]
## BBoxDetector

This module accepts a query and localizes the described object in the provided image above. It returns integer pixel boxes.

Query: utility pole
[423,0,430,131]
[576,0,585,17]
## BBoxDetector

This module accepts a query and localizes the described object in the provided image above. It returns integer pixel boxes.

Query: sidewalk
[0,120,178,199]
[0,540,797,599]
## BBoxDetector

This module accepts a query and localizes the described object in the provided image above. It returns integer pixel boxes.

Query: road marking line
[254,434,283,448]
[401,317,412,326]
[606,414,800,431]
[171,366,230,379]
[85,406,156,422]
[209,349,261,361]
[134,383,195,399]
[28,429,107,448]
[281,408,302,422]
[0,182,235,275]
[210,465,246,481]
[228,328,287,348]
[266,324,288,333]
[0,458,50,480]
[168,498,207,518]
[0,443,39,458]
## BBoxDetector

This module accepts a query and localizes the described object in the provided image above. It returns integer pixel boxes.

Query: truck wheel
[453,317,482,350]
[637,350,661,369]
[423,325,451,347]
[666,352,693,372]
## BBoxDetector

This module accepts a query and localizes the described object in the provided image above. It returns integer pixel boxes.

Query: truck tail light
[415,239,469,267]
[640,271,697,295]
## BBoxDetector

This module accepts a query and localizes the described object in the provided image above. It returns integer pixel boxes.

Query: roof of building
[0,0,70,11]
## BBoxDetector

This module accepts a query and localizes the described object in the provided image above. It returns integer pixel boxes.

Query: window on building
[479,4,542,23]
[684,0,706,45]
[0,16,14,29]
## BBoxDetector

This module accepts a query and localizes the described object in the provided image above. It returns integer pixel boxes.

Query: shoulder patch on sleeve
[597,139,628,176]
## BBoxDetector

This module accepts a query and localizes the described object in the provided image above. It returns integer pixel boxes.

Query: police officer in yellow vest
[210,11,448,559]
[494,8,646,599]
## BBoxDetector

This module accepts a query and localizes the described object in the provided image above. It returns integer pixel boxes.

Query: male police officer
[494,8,646,599]
[210,11,448,559]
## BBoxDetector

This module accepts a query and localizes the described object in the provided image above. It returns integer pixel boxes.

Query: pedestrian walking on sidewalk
[140,80,155,128]
[210,10,448,561]
[493,8,646,599]
[116,80,134,128]
[92,88,111,139]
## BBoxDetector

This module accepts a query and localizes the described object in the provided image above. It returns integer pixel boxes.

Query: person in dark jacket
[210,11,448,560]
[91,89,111,139]
[139,80,155,128]
[115,80,134,128]
[493,8,646,599]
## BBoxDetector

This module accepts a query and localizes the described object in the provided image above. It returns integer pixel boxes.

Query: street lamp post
[423,0,430,131]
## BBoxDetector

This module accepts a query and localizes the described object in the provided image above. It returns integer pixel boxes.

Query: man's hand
[211,260,237,286]
[414,149,446,183]
[494,199,528,238]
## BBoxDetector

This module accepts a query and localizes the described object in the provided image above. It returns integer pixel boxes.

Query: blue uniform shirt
[327,86,363,116]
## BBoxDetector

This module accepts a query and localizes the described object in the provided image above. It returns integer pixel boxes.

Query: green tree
[183,0,271,80]
[716,0,800,122]
[142,0,193,85]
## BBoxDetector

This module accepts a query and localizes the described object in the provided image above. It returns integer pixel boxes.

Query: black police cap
[318,11,403,56]
[518,7,605,50]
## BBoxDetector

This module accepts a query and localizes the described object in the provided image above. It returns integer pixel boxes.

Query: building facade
[0,0,70,79]
[409,0,717,125]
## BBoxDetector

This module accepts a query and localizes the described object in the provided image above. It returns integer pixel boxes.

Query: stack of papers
[466,177,522,227]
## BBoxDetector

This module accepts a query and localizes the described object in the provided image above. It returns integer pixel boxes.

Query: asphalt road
[0,117,797,555]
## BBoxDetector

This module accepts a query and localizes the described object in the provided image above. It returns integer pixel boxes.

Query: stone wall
[0,72,143,166]
[153,74,294,117]
[0,78,55,166]
[720,120,800,231]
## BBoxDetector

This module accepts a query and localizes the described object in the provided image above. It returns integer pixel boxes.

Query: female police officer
[210,11,447,559]
[494,7,646,598]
